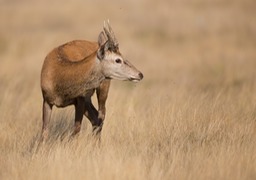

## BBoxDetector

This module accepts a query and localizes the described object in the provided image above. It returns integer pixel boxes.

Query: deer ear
[97,45,105,60]
[98,31,107,47]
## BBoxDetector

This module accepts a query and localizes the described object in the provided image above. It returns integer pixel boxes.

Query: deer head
[97,21,143,82]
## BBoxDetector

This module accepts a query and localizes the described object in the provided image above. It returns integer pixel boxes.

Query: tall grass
[0,0,256,179]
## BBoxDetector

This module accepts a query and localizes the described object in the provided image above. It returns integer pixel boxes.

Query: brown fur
[41,40,109,140]
[41,40,103,107]
[40,25,143,141]
[57,40,99,62]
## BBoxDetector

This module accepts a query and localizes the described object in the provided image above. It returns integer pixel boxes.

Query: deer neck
[78,52,105,90]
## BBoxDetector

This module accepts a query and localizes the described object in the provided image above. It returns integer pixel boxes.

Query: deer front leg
[96,79,111,134]
[72,97,85,136]
[41,100,52,142]
[83,99,101,135]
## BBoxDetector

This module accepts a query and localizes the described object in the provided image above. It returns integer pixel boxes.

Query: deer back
[57,40,99,62]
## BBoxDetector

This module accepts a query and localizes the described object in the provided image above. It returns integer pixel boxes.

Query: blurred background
[1,0,256,143]
[0,0,255,94]
[0,0,256,179]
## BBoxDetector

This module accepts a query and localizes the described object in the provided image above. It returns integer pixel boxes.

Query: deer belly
[53,88,95,107]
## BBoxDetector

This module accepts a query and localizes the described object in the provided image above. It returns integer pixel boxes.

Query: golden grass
[0,0,256,179]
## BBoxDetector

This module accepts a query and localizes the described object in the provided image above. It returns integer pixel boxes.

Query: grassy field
[0,0,256,179]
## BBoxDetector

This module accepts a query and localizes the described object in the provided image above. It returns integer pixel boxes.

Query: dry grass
[0,0,256,179]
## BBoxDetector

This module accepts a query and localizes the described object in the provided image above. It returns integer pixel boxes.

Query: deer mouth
[130,72,143,82]
[129,77,142,82]
[130,78,140,82]
[129,72,143,82]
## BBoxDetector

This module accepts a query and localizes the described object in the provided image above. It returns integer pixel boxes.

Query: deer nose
[138,72,144,80]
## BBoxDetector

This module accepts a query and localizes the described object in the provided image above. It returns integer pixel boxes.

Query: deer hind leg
[41,100,52,142]
[72,97,85,136]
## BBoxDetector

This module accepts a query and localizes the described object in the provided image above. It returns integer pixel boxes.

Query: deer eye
[115,59,122,64]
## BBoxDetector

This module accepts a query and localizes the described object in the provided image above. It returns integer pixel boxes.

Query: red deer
[40,22,143,141]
